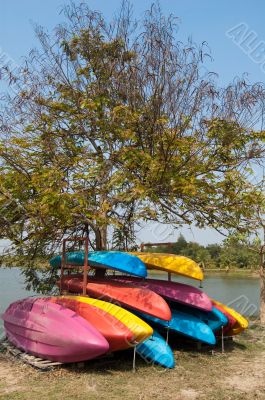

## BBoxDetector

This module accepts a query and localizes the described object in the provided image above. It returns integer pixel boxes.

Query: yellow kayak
[64,295,153,344]
[130,252,204,281]
[212,298,248,336]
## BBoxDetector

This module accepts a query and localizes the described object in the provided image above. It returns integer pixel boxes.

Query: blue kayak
[136,330,175,369]
[136,309,216,345]
[50,251,147,278]
[171,303,228,332]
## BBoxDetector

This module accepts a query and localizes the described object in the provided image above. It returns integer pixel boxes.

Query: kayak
[136,308,216,345]
[130,252,203,280]
[107,276,212,311]
[213,303,237,335]
[1,298,109,363]
[51,296,153,351]
[50,251,147,278]
[171,303,228,332]
[57,275,171,321]
[211,299,248,336]
[136,330,175,369]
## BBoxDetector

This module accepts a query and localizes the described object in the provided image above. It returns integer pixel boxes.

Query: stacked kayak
[58,275,171,320]
[50,251,147,277]
[106,276,212,311]
[1,250,249,369]
[2,298,110,363]
[129,252,204,280]
[50,296,153,351]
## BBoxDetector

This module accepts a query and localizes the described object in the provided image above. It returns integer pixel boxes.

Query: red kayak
[49,296,135,352]
[57,275,171,321]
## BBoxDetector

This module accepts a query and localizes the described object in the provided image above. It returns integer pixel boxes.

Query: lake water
[0,268,260,337]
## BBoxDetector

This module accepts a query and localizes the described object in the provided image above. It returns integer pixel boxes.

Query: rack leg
[166,327,170,344]
[133,345,136,373]
[221,326,225,354]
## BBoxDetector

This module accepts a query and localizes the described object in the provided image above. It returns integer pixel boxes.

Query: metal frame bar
[140,242,175,252]
[60,237,89,296]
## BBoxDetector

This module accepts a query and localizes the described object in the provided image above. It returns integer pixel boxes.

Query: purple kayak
[107,276,212,312]
[1,298,109,363]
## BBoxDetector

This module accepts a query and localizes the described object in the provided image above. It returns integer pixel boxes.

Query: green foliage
[0,1,264,280]
[147,234,260,269]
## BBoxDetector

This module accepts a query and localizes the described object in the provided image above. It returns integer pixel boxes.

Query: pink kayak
[107,276,212,312]
[1,298,109,363]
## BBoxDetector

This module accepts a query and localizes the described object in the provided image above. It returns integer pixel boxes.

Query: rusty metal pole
[83,237,89,296]
[60,239,66,295]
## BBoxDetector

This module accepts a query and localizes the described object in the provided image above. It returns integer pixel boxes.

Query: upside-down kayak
[170,303,228,332]
[1,298,109,363]
[129,252,203,281]
[107,276,212,311]
[213,302,237,335]
[50,296,153,351]
[50,251,147,278]
[136,330,175,369]
[211,299,248,336]
[136,308,216,345]
[57,275,171,321]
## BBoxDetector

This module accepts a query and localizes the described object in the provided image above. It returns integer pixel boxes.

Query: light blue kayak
[136,330,175,369]
[50,251,147,278]
[171,303,228,332]
[137,308,216,345]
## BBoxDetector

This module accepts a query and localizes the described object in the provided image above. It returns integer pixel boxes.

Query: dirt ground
[1,325,265,400]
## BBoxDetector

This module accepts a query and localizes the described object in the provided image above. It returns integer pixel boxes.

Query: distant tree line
[145,234,260,270]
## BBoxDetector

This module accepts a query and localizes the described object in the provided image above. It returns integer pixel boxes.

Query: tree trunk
[260,244,265,324]
[95,225,107,278]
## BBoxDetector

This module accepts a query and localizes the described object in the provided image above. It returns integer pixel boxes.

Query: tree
[226,196,265,322]
[219,235,259,270]
[206,244,222,267]
[0,2,264,290]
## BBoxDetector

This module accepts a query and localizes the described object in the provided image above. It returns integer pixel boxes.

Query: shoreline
[148,268,260,279]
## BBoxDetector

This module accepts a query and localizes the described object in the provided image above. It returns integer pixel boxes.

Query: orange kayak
[57,275,171,321]
[50,297,136,351]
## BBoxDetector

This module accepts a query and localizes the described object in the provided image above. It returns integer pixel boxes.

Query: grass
[1,326,265,400]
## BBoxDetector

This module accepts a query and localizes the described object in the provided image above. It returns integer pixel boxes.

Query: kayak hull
[57,275,171,321]
[170,303,228,332]
[137,308,216,345]
[130,252,203,280]
[50,297,134,351]
[211,299,248,336]
[51,296,153,350]
[1,298,109,363]
[213,303,237,335]
[50,251,147,278]
[107,276,212,311]
[136,330,175,369]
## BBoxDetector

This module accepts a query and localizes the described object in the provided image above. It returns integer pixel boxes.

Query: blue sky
[1,0,264,245]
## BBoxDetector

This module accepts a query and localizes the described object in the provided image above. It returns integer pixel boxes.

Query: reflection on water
[0,268,260,337]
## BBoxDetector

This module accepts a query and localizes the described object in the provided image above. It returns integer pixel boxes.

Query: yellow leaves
[156,116,169,125]
[112,104,130,117]
[47,101,73,113]
[101,201,111,212]
[10,138,31,149]
[80,99,97,111]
